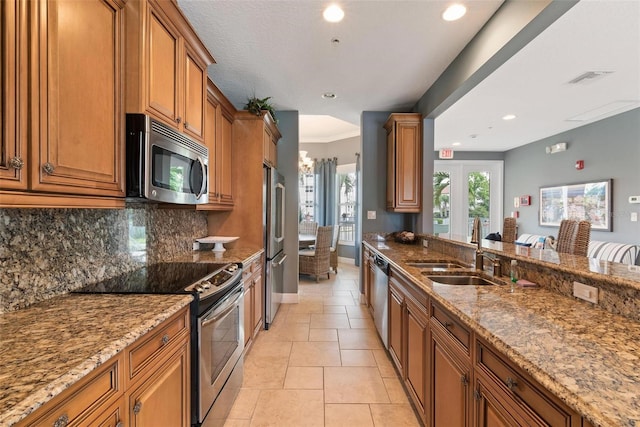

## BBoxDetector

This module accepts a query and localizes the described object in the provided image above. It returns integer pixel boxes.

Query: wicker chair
[299,226,332,282]
[573,220,591,257]
[502,217,517,243]
[299,221,318,236]
[329,225,340,274]
[556,219,578,254]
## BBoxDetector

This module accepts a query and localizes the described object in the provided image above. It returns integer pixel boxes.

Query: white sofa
[515,233,640,265]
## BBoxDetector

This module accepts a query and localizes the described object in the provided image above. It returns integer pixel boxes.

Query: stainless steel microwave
[126,114,208,205]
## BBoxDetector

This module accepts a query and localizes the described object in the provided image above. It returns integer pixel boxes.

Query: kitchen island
[0,293,193,426]
[364,236,640,427]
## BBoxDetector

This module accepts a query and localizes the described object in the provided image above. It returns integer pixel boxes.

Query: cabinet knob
[460,374,468,386]
[133,401,143,415]
[505,377,518,391]
[184,121,189,128]
[42,162,55,175]
[115,422,123,427]
[474,389,481,401]
[162,334,169,345]
[53,413,69,427]
[176,117,182,124]
[9,156,24,170]
[444,321,453,328]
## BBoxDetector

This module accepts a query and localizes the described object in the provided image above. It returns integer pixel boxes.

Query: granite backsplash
[0,203,207,313]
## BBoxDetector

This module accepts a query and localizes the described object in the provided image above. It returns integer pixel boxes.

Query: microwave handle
[195,156,207,200]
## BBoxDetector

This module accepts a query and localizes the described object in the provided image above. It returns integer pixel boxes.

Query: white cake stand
[196,236,239,252]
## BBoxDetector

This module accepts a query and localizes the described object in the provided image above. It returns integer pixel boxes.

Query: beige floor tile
[246,338,292,359]
[372,349,399,378]
[338,328,384,350]
[283,366,324,389]
[324,404,374,427]
[349,317,375,329]
[324,367,390,404]
[250,389,324,427]
[323,295,357,306]
[284,312,311,324]
[242,357,288,389]
[346,305,371,319]
[340,349,377,367]
[383,376,410,403]
[333,280,359,290]
[323,305,346,314]
[309,328,338,341]
[287,301,323,314]
[259,323,309,342]
[310,313,351,329]
[369,404,421,426]
[227,388,261,420]
[223,419,251,427]
[289,341,342,367]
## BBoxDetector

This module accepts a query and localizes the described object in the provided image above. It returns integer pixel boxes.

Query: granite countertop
[364,238,640,427]
[0,293,193,426]
[171,246,264,265]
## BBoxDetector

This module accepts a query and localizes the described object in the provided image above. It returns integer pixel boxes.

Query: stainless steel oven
[197,281,244,426]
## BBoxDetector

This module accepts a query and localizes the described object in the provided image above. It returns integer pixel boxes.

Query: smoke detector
[568,71,614,85]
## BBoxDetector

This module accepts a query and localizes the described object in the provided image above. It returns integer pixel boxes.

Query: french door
[433,161,503,239]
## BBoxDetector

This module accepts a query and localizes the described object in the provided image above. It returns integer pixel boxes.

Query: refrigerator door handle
[272,254,287,267]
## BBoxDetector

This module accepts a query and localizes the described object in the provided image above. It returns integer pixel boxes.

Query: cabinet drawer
[476,340,579,427]
[431,303,470,352]
[19,355,123,427]
[127,309,189,383]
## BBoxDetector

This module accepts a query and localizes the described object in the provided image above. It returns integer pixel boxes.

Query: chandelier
[298,151,314,174]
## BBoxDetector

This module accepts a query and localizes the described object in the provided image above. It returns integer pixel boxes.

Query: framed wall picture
[539,179,612,230]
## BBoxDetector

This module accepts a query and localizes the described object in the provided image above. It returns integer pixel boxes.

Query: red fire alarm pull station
[575,160,584,170]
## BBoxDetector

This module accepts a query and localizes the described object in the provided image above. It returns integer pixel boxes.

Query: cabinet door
[147,4,180,127]
[129,340,190,427]
[395,120,421,210]
[385,128,395,209]
[474,376,536,427]
[204,96,218,200]
[263,126,273,166]
[253,273,263,334]
[431,328,470,427]
[183,46,205,141]
[31,0,124,196]
[406,298,428,417]
[388,284,404,374]
[218,109,234,204]
[1,0,27,190]
[78,396,125,427]
[244,284,253,346]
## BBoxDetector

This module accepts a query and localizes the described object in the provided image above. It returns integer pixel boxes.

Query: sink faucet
[471,217,483,270]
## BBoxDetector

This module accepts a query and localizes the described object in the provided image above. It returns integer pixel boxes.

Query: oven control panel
[185,263,242,299]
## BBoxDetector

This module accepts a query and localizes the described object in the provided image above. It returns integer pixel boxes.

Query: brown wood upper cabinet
[198,79,235,210]
[384,113,422,213]
[262,113,280,168]
[125,0,214,143]
[2,0,126,207]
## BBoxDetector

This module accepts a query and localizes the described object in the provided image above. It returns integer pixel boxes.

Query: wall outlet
[192,241,200,251]
[367,210,377,220]
[423,239,428,248]
[631,212,638,222]
[573,281,598,304]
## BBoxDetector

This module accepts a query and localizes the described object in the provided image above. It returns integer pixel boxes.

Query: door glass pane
[467,171,491,237]
[433,172,450,238]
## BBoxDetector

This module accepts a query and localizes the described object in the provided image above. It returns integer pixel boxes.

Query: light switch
[367,210,376,220]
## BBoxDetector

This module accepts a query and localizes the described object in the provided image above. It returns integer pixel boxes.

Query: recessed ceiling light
[322,92,337,99]
[323,5,344,23]
[452,142,462,146]
[442,4,466,21]
[502,114,516,121]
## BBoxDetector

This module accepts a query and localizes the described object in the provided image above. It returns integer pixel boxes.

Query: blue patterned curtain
[314,158,337,226]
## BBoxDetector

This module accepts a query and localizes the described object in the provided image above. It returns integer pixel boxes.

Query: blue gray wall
[504,108,640,244]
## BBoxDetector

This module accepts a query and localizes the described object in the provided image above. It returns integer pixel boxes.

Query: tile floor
[225,262,422,426]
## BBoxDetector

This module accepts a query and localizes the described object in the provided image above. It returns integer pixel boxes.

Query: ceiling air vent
[567,71,614,85]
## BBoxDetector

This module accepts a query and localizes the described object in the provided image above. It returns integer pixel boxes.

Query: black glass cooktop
[73,262,226,294]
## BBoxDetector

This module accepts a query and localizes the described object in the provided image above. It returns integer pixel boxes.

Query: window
[298,170,315,222]
[337,164,356,245]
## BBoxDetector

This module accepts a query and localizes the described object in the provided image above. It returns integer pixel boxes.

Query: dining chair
[502,217,517,243]
[299,226,332,282]
[556,219,578,254]
[299,221,318,236]
[573,220,591,257]
[330,225,341,274]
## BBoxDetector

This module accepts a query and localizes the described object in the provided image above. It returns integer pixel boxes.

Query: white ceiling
[434,0,640,151]
[178,0,504,140]
[178,0,640,151]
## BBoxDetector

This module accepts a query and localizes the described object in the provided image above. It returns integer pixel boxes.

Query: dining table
[299,234,316,249]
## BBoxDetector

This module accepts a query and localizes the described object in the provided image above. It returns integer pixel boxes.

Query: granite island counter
[0,293,193,426]
[363,236,640,427]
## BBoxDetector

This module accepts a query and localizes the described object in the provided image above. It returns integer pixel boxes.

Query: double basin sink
[405,260,500,286]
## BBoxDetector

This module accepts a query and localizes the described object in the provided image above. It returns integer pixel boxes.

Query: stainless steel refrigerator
[263,166,286,329]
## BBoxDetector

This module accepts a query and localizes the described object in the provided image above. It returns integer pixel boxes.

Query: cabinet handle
[444,321,453,328]
[184,121,189,128]
[474,389,481,401]
[9,156,24,170]
[460,374,468,386]
[162,334,169,345]
[133,401,143,415]
[505,377,518,391]
[115,422,123,427]
[42,162,55,175]
[176,117,182,124]
[53,413,69,427]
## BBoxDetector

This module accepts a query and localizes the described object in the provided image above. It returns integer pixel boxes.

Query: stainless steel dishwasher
[371,255,389,348]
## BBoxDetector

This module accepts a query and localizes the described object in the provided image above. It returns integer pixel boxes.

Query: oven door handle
[201,289,242,327]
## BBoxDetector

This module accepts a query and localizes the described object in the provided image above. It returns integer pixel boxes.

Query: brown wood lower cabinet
[17,306,190,427]
[243,254,264,351]
[405,298,428,420]
[388,281,404,373]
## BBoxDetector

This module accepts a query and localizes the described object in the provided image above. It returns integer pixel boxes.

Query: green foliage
[244,96,277,122]
[433,171,450,217]
[468,172,490,219]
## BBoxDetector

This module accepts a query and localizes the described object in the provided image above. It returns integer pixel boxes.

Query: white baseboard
[281,293,299,303]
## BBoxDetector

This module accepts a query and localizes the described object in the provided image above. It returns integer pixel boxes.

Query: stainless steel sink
[405,261,466,270]
[425,274,499,286]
